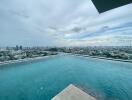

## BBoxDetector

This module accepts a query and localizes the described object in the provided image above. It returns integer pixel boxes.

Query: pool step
[51,84,97,100]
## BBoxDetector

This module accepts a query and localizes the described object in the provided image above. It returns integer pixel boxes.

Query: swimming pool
[0,55,132,100]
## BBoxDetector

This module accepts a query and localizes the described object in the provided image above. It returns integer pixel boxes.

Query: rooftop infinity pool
[0,55,132,100]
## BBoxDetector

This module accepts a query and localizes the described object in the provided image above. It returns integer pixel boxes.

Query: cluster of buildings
[0,46,57,62]
[0,46,132,62]
[57,46,132,60]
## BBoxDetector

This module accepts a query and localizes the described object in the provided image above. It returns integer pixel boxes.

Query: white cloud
[0,0,132,46]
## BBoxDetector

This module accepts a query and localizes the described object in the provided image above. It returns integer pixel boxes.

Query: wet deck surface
[52,84,97,100]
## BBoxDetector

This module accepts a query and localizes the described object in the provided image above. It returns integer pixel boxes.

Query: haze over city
[0,0,132,47]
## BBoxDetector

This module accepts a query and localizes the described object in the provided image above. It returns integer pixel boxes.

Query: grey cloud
[0,0,132,46]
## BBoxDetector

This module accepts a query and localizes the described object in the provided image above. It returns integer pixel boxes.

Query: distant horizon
[0,45,132,48]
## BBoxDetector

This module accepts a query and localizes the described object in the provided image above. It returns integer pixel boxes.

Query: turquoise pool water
[0,55,132,100]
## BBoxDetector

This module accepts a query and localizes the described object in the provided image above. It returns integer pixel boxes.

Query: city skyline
[0,0,132,47]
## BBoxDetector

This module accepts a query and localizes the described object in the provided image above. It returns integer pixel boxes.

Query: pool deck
[51,84,97,100]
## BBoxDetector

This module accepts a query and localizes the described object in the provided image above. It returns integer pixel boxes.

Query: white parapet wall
[52,84,97,100]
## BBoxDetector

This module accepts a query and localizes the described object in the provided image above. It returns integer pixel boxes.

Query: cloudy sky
[0,0,132,47]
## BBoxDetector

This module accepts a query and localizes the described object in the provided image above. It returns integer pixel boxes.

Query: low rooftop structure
[52,84,97,100]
